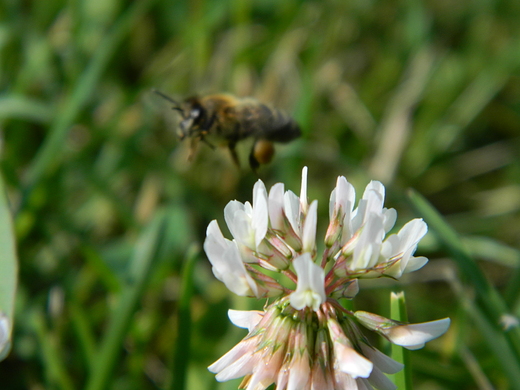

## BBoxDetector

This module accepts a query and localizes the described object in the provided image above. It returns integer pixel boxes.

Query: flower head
[204,167,449,390]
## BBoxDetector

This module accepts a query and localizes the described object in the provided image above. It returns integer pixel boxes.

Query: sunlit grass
[1,0,520,389]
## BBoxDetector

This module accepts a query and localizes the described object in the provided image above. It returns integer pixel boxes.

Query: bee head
[178,98,207,139]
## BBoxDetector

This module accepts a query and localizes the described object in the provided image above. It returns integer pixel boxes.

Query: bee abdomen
[265,115,301,143]
[251,104,301,143]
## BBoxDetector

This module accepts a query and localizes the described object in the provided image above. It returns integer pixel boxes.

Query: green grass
[2,0,520,389]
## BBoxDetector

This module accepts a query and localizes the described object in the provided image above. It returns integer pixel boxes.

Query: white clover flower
[204,167,449,390]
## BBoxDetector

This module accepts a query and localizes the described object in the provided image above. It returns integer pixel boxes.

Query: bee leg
[187,137,199,161]
[248,144,260,173]
[200,133,216,149]
[228,143,241,168]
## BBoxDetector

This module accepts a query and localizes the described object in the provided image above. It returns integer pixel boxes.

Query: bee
[154,90,301,171]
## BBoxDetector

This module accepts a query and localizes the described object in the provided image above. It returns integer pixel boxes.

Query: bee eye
[190,108,200,118]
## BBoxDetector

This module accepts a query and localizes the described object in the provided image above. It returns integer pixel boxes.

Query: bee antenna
[152,89,182,112]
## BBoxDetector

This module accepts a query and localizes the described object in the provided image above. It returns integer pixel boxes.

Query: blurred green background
[1,0,520,389]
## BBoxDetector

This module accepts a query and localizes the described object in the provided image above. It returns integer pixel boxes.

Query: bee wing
[234,100,301,143]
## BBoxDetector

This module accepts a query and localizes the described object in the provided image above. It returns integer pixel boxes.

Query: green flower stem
[390,292,412,390]
[84,214,166,390]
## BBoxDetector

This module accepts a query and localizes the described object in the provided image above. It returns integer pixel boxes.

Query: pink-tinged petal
[208,336,258,374]
[252,180,268,248]
[310,363,334,390]
[228,309,263,331]
[214,352,258,381]
[386,318,451,350]
[290,254,326,311]
[334,342,373,379]
[268,183,285,230]
[367,365,396,390]
[334,370,358,389]
[246,345,285,390]
[287,352,311,390]
[360,344,403,374]
[302,200,318,253]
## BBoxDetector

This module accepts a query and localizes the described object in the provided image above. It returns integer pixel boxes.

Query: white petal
[387,318,451,350]
[228,309,263,331]
[382,208,397,233]
[284,190,301,234]
[380,234,399,259]
[367,365,397,390]
[290,254,326,311]
[352,213,384,270]
[300,166,309,214]
[397,219,427,249]
[221,242,259,297]
[0,314,11,359]
[356,378,374,390]
[352,187,384,233]
[302,200,318,253]
[268,183,285,230]
[252,180,268,248]
[403,256,428,273]
[360,344,403,374]
[205,228,259,297]
[224,201,254,247]
[363,181,385,206]
[204,220,229,265]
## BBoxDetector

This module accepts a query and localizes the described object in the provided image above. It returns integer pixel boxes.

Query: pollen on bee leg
[253,139,275,165]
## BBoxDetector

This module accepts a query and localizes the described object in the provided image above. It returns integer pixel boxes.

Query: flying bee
[153,90,301,171]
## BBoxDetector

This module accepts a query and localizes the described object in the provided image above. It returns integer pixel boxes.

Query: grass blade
[168,244,199,390]
[84,213,166,390]
[408,189,520,385]
[23,0,155,189]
